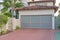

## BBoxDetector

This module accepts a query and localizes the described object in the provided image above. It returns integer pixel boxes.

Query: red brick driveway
[0,29,54,40]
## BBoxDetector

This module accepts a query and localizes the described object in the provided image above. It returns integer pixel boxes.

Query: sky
[0,0,3,2]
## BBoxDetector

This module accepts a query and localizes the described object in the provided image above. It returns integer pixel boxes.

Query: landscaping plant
[58,24,60,29]
[0,15,8,35]
[0,0,24,34]
[16,26,20,30]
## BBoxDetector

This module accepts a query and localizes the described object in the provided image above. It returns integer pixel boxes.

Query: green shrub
[0,30,7,35]
[0,15,8,24]
[2,15,8,24]
[2,30,7,34]
[58,25,60,29]
[4,12,12,17]
[16,26,20,30]
[0,15,8,35]
[0,15,8,29]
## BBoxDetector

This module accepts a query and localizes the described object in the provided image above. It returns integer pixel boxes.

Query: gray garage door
[21,15,52,29]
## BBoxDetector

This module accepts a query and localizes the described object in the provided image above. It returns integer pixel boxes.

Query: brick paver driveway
[0,29,54,40]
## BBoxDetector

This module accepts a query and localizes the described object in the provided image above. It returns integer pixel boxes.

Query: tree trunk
[10,0,14,31]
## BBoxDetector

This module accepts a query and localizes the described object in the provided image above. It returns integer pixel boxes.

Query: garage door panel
[31,16,40,23]
[40,16,52,24]
[21,23,31,28]
[40,16,52,23]
[21,15,52,29]
[31,23,40,28]
[21,16,30,23]
[40,23,52,28]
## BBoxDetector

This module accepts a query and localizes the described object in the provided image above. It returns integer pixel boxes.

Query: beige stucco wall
[7,18,20,31]
[29,2,53,6]
[22,0,53,6]
[19,10,54,15]
[2,18,19,31]
[15,19,20,28]
[47,2,53,6]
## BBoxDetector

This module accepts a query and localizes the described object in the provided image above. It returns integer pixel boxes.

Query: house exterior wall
[5,18,20,31]
[4,9,56,30]
[47,2,53,6]
[29,2,53,6]
[22,0,53,6]
[18,9,55,29]
[19,10,54,15]
[0,0,57,31]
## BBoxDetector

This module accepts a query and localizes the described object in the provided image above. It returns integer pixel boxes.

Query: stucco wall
[7,18,20,30]
[22,0,53,6]
[5,18,19,31]
[19,10,54,15]
[47,2,53,6]
[29,2,53,6]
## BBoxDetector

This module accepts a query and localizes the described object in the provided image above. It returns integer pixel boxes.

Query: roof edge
[15,6,58,13]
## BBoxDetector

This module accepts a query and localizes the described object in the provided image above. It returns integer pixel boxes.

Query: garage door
[21,15,52,29]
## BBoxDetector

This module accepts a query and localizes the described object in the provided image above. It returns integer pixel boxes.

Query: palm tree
[1,0,24,31]
[1,0,24,15]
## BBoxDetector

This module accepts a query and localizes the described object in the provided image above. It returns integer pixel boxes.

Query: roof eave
[15,6,58,13]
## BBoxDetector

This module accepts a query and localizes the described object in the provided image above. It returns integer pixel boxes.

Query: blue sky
[0,0,2,2]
